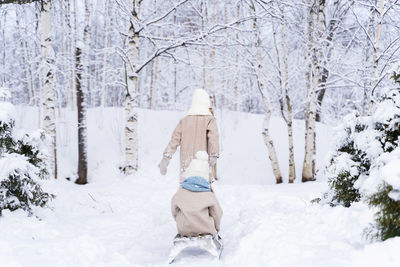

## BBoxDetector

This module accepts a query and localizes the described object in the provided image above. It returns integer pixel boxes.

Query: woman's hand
[209,156,218,167]
[158,157,170,175]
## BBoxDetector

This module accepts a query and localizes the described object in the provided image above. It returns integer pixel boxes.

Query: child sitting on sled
[171,151,223,237]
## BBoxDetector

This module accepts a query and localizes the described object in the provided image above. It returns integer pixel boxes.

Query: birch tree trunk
[1,10,6,85]
[315,0,329,122]
[201,0,207,91]
[302,0,322,182]
[148,0,158,109]
[75,45,87,184]
[209,0,216,105]
[27,41,35,105]
[100,0,109,107]
[75,0,90,185]
[362,6,375,115]
[370,0,385,98]
[66,0,76,111]
[314,0,326,176]
[220,3,228,108]
[41,0,57,179]
[173,10,177,104]
[148,58,158,109]
[122,0,140,174]
[316,0,355,122]
[280,5,296,183]
[233,2,241,111]
[251,0,282,183]
[16,7,32,104]
[261,90,282,184]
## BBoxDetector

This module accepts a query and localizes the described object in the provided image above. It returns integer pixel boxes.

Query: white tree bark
[1,10,5,85]
[233,2,241,111]
[302,0,323,182]
[148,0,159,110]
[371,0,385,97]
[100,0,110,108]
[279,5,296,183]
[260,89,282,184]
[220,3,228,108]
[251,0,282,183]
[209,0,216,105]
[41,0,57,179]
[123,0,140,174]
[362,5,375,115]
[201,0,207,91]
[65,0,76,111]
[16,7,33,104]
[148,58,158,109]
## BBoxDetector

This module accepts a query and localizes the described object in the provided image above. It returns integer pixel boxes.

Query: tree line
[0,0,399,184]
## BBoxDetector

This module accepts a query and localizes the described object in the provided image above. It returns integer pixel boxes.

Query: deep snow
[1,107,399,267]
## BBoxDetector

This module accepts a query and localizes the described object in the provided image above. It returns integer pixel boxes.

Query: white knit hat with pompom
[187,89,212,116]
[182,151,209,179]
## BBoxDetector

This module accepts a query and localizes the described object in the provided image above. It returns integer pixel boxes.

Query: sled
[168,234,223,264]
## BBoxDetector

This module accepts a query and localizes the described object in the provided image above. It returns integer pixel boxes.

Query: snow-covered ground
[1,107,400,267]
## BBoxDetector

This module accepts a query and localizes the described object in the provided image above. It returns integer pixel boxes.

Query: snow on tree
[1,0,400,185]
[318,113,370,206]
[0,86,53,215]
[319,76,400,204]
[317,66,400,240]
[362,69,400,241]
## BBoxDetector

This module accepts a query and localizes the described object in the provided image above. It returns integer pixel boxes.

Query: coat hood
[187,89,212,116]
[182,151,209,180]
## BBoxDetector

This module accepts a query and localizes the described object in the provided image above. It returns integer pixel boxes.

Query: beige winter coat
[163,115,219,183]
[171,187,223,237]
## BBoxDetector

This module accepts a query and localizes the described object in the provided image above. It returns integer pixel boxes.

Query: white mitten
[158,157,170,175]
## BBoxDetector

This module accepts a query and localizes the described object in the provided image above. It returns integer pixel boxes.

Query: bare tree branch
[0,0,39,4]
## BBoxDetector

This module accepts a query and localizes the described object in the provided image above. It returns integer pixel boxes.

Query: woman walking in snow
[158,88,219,182]
[160,89,223,261]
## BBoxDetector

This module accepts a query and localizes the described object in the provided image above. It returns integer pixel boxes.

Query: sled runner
[168,234,223,264]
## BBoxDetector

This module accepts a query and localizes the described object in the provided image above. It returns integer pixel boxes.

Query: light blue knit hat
[182,176,210,192]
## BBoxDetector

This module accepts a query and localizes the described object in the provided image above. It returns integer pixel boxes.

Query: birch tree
[233,2,241,111]
[315,0,355,122]
[100,0,110,108]
[3,0,400,184]
[249,0,282,184]
[302,0,361,181]
[370,0,386,97]
[121,0,140,174]
[40,0,57,179]
[75,0,90,185]
[274,3,296,183]
[302,0,324,182]
[16,6,34,104]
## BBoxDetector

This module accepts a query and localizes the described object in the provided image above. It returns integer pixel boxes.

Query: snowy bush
[362,148,400,241]
[366,183,400,241]
[0,92,53,216]
[318,70,400,240]
[363,72,400,241]
[318,114,372,207]
[0,154,53,214]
